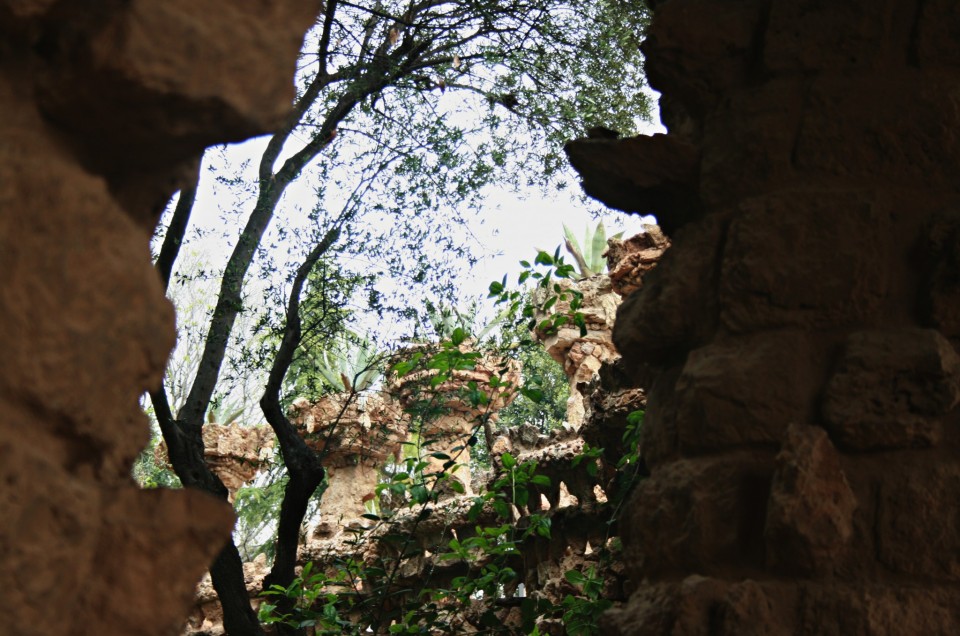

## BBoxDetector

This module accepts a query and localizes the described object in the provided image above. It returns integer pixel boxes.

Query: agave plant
[206,402,247,426]
[562,221,623,279]
[305,331,383,394]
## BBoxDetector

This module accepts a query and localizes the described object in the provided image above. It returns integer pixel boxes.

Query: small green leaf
[520,387,545,403]
[411,484,429,504]
[564,569,587,587]
[392,360,415,376]
[530,474,551,487]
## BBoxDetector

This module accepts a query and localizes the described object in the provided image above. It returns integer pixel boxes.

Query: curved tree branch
[154,157,203,291]
[258,228,339,634]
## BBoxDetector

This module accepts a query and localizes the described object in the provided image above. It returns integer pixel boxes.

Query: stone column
[394,347,520,496]
[537,229,668,427]
[537,275,621,427]
[290,392,407,527]
[567,1,960,633]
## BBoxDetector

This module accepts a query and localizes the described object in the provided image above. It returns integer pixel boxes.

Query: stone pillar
[290,392,408,527]
[418,413,479,496]
[537,229,668,427]
[567,1,960,633]
[394,348,521,496]
[156,424,275,503]
[537,275,621,427]
[0,3,317,635]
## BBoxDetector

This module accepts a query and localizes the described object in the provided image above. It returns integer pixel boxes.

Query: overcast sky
[166,90,664,346]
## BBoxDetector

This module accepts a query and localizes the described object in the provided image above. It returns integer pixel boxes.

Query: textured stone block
[765,424,857,575]
[36,0,320,170]
[796,584,960,635]
[0,122,175,474]
[793,74,960,187]
[876,463,960,581]
[673,333,820,454]
[77,488,234,636]
[763,0,898,73]
[721,191,892,332]
[699,79,805,208]
[604,578,796,636]
[636,363,683,467]
[716,580,795,636]
[822,329,960,450]
[621,455,773,579]
[602,576,727,636]
[0,437,99,635]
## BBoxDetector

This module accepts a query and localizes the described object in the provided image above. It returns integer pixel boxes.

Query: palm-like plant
[304,332,383,394]
[562,221,623,279]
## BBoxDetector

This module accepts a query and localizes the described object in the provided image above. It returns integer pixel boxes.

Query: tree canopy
[147,1,651,633]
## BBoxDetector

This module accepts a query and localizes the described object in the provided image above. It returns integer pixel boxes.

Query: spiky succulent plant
[307,332,382,393]
[562,221,623,279]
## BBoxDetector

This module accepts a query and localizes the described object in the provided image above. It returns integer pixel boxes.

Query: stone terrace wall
[567,1,960,633]
[0,3,317,635]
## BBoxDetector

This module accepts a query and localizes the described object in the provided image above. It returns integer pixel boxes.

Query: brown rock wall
[764,424,857,576]
[0,3,317,634]
[568,0,960,632]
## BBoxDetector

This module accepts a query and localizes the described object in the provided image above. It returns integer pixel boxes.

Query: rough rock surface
[764,423,857,575]
[605,225,671,297]
[156,423,275,501]
[0,2,317,634]
[289,392,409,525]
[537,230,667,426]
[567,0,960,633]
[823,328,960,450]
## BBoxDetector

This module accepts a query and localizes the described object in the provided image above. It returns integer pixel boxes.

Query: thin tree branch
[257,229,338,633]
[317,0,339,78]
[155,157,202,291]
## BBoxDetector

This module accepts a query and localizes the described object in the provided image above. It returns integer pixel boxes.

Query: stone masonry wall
[0,3,317,635]
[568,1,960,634]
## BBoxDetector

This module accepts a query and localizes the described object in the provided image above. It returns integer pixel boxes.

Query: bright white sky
[187,103,661,276]
[156,86,666,421]
[168,89,665,353]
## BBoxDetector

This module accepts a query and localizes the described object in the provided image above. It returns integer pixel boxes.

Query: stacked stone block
[0,3,318,634]
[567,1,960,633]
